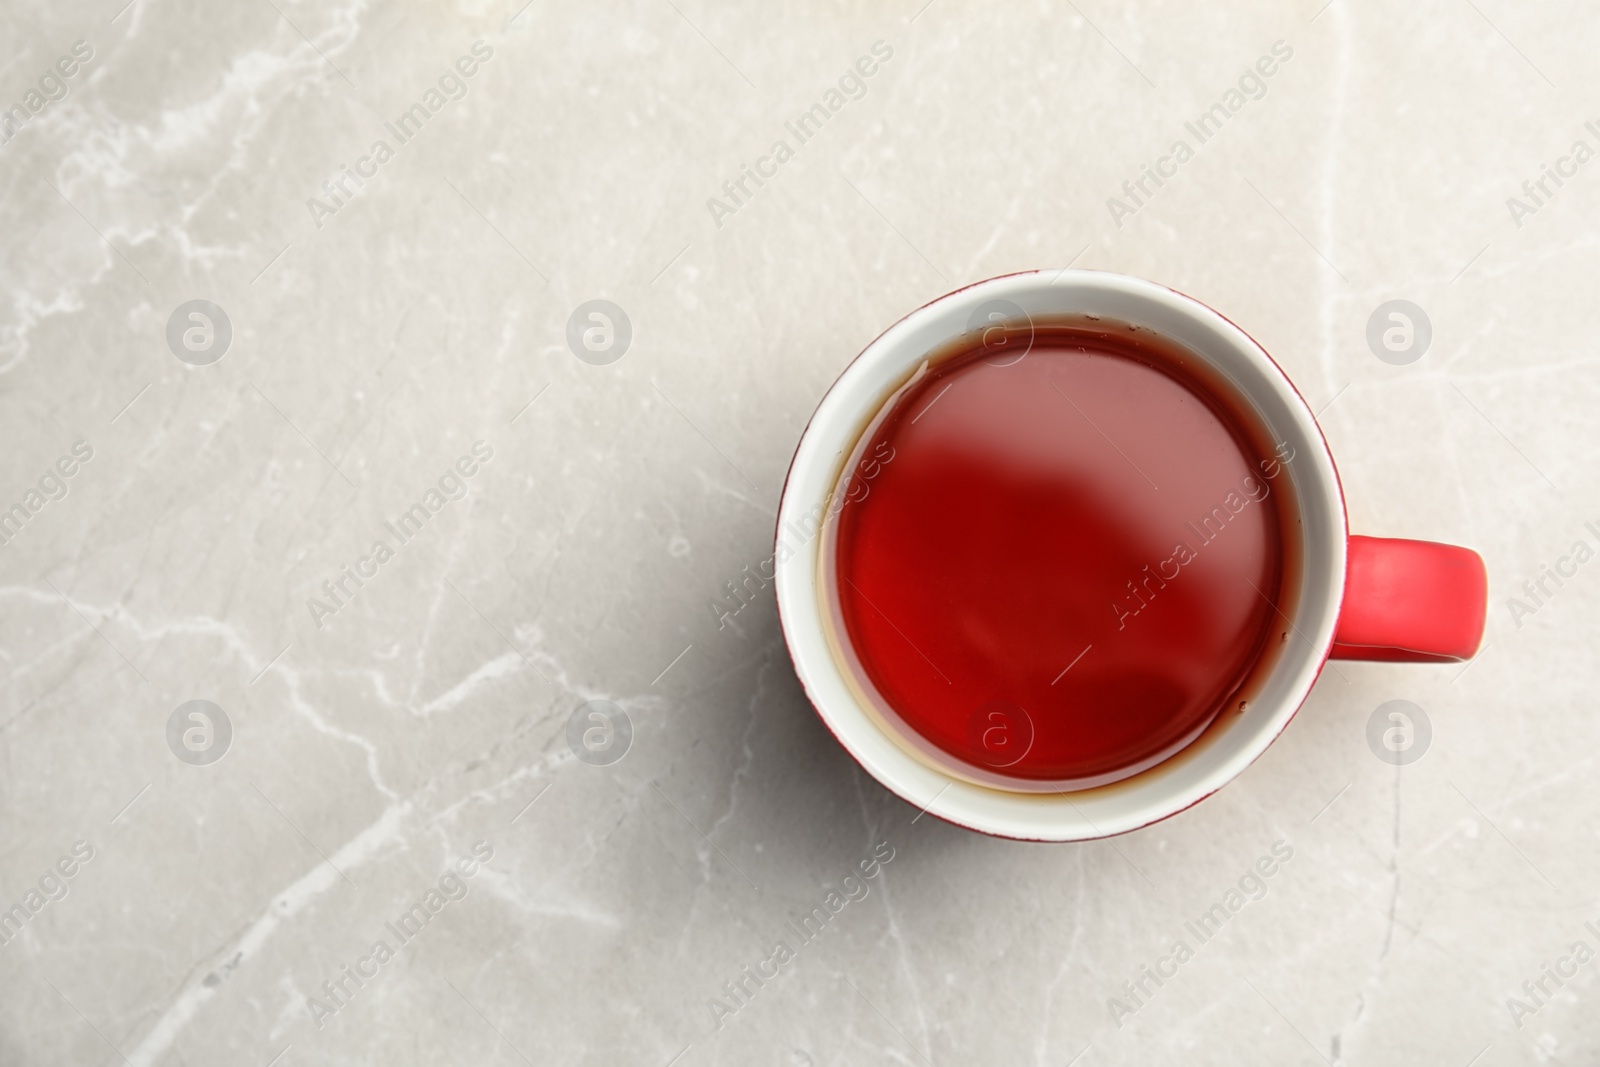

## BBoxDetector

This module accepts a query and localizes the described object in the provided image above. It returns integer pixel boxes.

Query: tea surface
[833,324,1290,783]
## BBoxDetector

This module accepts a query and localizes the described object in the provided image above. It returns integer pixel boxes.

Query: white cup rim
[774,270,1348,840]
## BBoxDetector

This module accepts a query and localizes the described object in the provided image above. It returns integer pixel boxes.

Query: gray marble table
[1,1,1595,1064]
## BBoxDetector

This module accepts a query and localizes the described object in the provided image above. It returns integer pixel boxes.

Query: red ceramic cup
[774,271,1487,840]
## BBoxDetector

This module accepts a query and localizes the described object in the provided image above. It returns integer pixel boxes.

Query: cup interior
[774,271,1346,840]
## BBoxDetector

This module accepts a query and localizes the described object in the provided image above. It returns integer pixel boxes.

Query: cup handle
[1328,535,1488,662]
